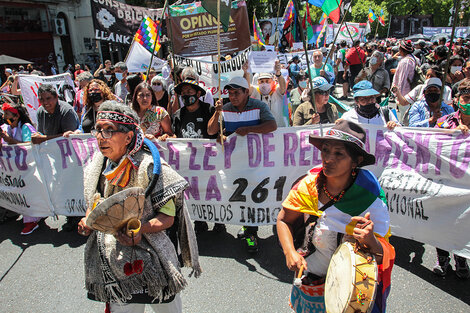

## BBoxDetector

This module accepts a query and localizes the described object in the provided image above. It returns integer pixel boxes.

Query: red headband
[2,103,18,115]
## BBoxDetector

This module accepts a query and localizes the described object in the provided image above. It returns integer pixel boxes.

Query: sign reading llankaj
[90,0,162,44]
[168,0,251,57]
[0,126,469,258]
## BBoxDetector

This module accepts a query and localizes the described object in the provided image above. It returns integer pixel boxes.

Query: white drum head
[325,242,355,313]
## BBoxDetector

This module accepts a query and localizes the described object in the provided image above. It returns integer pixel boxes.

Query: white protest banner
[0,143,51,217]
[248,51,278,73]
[173,48,251,98]
[332,23,365,45]
[35,135,98,216]
[125,41,167,73]
[18,73,75,127]
[1,126,469,258]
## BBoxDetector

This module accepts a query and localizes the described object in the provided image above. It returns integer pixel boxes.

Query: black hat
[309,120,375,167]
[174,79,206,96]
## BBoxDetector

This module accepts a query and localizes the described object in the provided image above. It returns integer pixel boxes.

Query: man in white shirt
[248,60,288,127]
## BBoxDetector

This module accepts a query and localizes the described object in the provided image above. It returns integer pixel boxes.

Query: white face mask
[369,57,378,65]
[152,85,163,92]
[451,66,462,74]
[115,72,124,81]
[259,83,272,95]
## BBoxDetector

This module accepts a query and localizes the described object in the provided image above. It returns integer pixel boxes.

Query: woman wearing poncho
[77,101,200,313]
[277,120,395,313]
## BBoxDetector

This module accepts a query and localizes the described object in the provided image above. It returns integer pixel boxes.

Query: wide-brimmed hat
[309,120,375,167]
[353,80,380,98]
[174,79,206,96]
[312,76,333,91]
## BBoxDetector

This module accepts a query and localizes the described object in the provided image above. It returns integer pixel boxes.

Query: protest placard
[18,73,75,127]
[168,0,251,57]
[248,51,278,73]
[90,0,162,44]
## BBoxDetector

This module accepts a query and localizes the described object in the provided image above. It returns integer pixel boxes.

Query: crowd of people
[0,33,469,312]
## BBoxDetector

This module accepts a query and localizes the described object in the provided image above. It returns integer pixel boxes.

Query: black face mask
[182,95,197,106]
[89,92,103,103]
[356,102,379,119]
[425,92,440,104]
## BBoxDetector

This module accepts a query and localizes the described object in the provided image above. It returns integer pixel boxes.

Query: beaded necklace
[322,185,346,202]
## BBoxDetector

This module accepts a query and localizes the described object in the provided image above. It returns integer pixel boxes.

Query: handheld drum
[324,242,378,313]
[86,187,145,235]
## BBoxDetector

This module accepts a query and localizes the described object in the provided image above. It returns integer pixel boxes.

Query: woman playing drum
[277,120,395,313]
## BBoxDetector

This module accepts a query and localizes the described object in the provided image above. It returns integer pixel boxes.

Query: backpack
[407,55,425,90]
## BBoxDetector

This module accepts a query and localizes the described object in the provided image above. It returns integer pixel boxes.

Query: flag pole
[439,0,460,104]
[293,0,322,134]
[320,6,350,72]
[165,1,181,116]
[374,20,379,39]
[217,0,225,151]
[274,0,282,47]
[145,0,169,79]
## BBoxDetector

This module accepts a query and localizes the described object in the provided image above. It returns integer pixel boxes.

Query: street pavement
[0,216,469,313]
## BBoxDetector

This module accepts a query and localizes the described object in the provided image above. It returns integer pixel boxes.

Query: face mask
[88,92,103,103]
[182,95,197,106]
[115,73,124,81]
[259,83,272,95]
[369,57,378,65]
[450,66,462,74]
[457,101,470,115]
[425,92,440,104]
[299,81,308,89]
[152,85,163,92]
[356,102,379,118]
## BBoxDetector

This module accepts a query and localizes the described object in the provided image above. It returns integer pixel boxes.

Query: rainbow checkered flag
[283,0,295,21]
[253,13,266,46]
[125,17,165,73]
[134,17,160,53]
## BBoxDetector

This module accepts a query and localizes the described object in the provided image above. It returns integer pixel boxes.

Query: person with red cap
[0,102,40,235]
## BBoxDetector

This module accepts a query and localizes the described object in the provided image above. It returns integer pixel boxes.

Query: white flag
[125,41,166,73]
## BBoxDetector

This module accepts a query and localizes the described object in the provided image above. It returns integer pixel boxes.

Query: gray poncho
[83,149,201,303]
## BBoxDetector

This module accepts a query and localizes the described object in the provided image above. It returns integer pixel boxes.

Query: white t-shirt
[404,84,452,105]
[341,105,398,125]
[251,86,288,127]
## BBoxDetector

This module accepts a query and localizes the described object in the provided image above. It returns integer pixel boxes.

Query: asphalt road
[0,216,469,313]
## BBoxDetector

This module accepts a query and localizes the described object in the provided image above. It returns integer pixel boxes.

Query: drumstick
[294,264,304,287]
